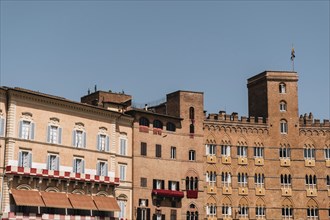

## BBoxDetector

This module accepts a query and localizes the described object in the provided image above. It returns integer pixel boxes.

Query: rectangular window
[97,134,110,152]
[255,207,265,218]
[307,208,318,218]
[118,200,125,219]
[156,144,162,158]
[189,150,196,161]
[255,174,264,187]
[221,172,231,186]
[153,179,164,189]
[168,181,179,191]
[237,146,247,157]
[279,147,291,158]
[170,146,176,159]
[47,154,59,170]
[324,148,330,160]
[120,138,127,155]
[48,125,62,144]
[18,151,32,168]
[221,145,231,156]
[19,120,35,140]
[120,164,126,181]
[141,142,147,156]
[170,210,177,220]
[206,144,216,156]
[239,206,248,218]
[140,177,147,187]
[238,173,248,187]
[73,130,86,148]
[282,207,293,218]
[222,206,232,217]
[254,147,264,158]
[304,148,315,159]
[73,158,84,173]
[97,161,108,176]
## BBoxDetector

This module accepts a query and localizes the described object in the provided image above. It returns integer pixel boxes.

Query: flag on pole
[291,47,295,61]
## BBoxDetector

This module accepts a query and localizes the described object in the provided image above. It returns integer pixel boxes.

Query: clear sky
[1,1,329,120]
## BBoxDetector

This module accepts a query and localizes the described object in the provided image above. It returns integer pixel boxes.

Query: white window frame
[221,172,231,186]
[97,134,110,152]
[47,154,59,171]
[19,120,35,140]
[325,148,330,160]
[119,138,127,156]
[238,173,248,187]
[222,205,232,217]
[281,174,292,188]
[280,120,288,134]
[280,101,287,112]
[280,147,290,159]
[206,144,216,156]
[189,150,196,161]
[239,206,248,218]
[254,147,264,158]
[97,161,108,176]
[0,117,5,137]
[118,200,126,219]
[304,148,315,160]
[207,204,216,216]
[307,207,318,219]
[282,207,293,219]
[256,206,265,218]
[255,173,265,187]
[237,146,247,157]
[156,179,162,189]
[279,83,286,94]
[119,164,126,181]
[221,145,231,156]
[48,125,62,144]
[18,150,32,168]
[73,130,86,148]
[171,146,176,159]
[73,158,84,174]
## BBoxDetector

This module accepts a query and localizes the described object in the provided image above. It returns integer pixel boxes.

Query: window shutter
[30,122,35,140]
[153,180,156,189]
[97,162,100,176]
[56,156,59,170]
[47,155,50,170]
[58,127,62,144]
[146,199,149,207]
[0,118,5,136]
[177,182,180,191]
[72,130,76,146]
[18,151,22,167]
[105,162,108,176]
[161,180,165,189]
[47,125,51,143]
[73,159,76,173]
[82,160,85,174]
[168,181,171,190]
[83,132,87,148]
[147,208,150,219]
[29,152,32,168]
[106,136,110,152]
[19,121,23,138]
[97,135,101,151]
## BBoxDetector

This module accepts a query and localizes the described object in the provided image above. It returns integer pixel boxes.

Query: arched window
[221,172,231,186]
[153,120,163,129]
[238,172,248,187]
[279,83,286,94]
[305,175,317,187]
[139,117,149,127]
[189,107,195,120]
[280,101,287,112]
[304,145,315,160]
[281,174,292,187]
[280,119,288,134]
[254,173,265,187]
[166,122,176,132]
[186,176,198,191]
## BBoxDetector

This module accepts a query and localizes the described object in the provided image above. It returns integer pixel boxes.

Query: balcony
[254,158,264,166]
[306,188,317,197]
[304,159,315,167]
[280,158,291,167]
[151,189,184,199]
[281,188,292,196]
[207,185,216,194]
[238,187,248,195]
[238,157,248,165]
[186,190,198,199]
[222,186,232,195]
[206,155,217,164]
[222,156,231,164]
[255,187,265,196]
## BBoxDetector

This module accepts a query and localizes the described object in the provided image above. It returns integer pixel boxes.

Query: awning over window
[152,189,184,198]
[93,196,120,211]
[68,193,97,210]
[41,191,73,209]
[11,189,45,207]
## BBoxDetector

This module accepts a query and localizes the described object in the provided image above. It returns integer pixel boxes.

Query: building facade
[0,70,329,220]
[0,87,133,220]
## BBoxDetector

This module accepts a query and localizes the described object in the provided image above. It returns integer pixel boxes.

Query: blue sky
[1,1,329,120]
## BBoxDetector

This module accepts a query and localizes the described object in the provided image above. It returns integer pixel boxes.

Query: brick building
[0,70,329,220]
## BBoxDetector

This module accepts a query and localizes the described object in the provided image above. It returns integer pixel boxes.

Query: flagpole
[291,45,295,72]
